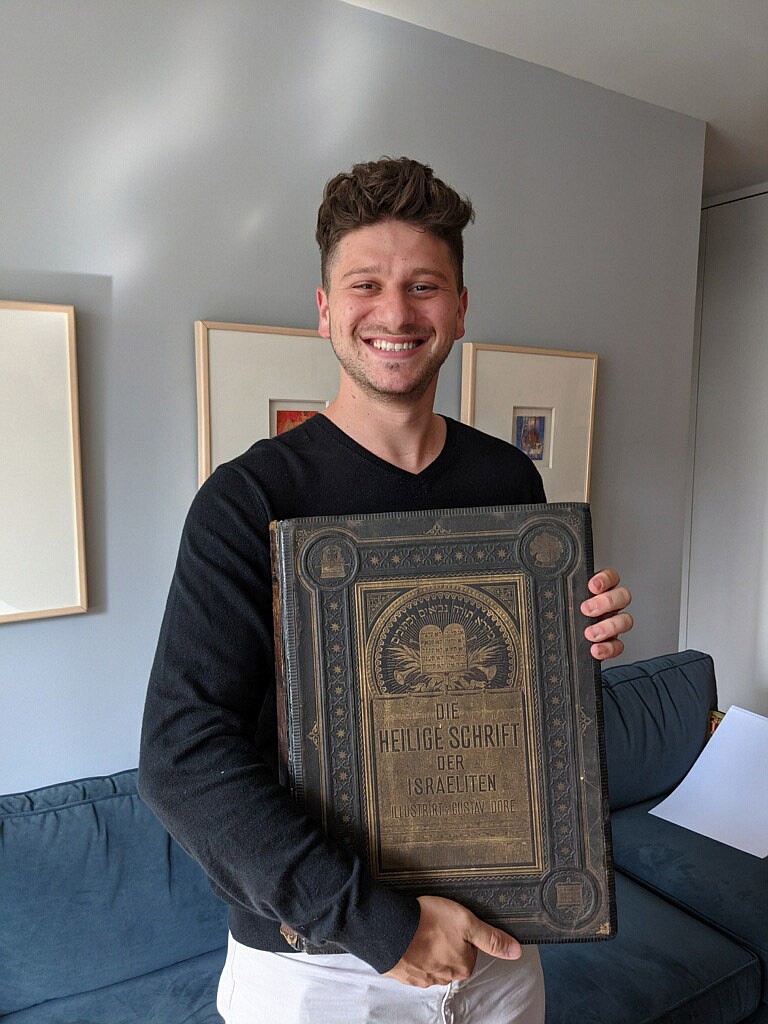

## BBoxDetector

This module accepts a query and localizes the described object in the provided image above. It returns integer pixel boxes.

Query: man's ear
[455,287,468,341]
[316,287,331,338]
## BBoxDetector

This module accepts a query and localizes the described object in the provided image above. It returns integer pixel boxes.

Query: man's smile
[364,337,428,354]
[361,332,428,354]
[370,339,420,352]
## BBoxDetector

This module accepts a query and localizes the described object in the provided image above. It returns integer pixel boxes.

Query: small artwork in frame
[513,407,552,466]
[269,400,328,437]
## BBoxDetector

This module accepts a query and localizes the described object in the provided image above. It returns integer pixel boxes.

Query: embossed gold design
[307,721,320,750]
[542,869,598,927]
[556,882,584,908]
[530,532,564,567]
[364,589,401,627]
[420,624,468,675]
[320,544,347,579]
[392,623,498,692]
[367,584,520,696]
[485,584,519,606]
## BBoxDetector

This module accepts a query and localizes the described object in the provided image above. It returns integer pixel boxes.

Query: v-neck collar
[311,413,455,482]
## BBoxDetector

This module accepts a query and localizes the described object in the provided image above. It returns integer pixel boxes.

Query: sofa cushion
[0,770,228,1015]
[0,947,226,1023]
[540,872,761,1024]
[612,797,768,1002]
[601,650,717,811]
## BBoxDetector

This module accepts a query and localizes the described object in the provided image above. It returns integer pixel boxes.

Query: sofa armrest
[601,650,717,811]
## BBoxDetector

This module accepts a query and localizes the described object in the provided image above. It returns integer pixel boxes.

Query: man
[139,157,632,1023]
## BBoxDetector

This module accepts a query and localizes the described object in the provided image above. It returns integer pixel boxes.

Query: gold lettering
[435,701,460,721]
[407,773,497,796]
[379,725,446,755]
[447,722,520,749]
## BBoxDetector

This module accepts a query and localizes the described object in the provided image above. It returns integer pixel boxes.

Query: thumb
[466,917,522,961]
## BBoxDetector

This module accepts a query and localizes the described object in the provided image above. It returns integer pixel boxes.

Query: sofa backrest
[0,768,228,1016]
[601,649,717,811]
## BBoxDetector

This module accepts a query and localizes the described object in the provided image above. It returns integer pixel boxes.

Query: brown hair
[316,157,475,291]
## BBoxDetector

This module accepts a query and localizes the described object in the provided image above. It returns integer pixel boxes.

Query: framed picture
[195,322,340,485]
[460,343,597,502]
[269,400,328,437]
[0,300,87,623]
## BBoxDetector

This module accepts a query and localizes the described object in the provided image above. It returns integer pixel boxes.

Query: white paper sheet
[649,706,768,858]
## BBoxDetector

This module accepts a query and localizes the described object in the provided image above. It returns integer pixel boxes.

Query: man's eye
[353,282,375,290]
[411,284,435,293]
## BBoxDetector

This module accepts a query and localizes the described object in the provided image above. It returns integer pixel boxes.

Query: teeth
[370,339,419,351]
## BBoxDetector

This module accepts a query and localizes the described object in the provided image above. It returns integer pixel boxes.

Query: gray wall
[684,190,768,715]
[0,0,705,792]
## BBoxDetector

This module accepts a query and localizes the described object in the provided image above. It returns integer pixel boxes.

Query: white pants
[217,933,545,1024]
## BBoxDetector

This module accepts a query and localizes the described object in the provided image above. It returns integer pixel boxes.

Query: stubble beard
[328,329,451,404]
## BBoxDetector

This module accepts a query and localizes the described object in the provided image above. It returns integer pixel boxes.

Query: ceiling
[342,0,768,199]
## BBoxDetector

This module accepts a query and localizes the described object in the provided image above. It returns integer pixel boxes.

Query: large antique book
[271,503,615,945]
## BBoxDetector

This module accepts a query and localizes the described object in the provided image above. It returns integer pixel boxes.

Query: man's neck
[322,383,446,475]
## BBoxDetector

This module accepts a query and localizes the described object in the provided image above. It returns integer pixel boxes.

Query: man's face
[316,220,468,403]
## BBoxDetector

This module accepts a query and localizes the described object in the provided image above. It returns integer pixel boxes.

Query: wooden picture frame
[195,321,340,485]
[461,343,598,502]
[0,300,87,623]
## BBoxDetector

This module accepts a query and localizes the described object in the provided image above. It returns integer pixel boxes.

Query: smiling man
[139,157,632,1024]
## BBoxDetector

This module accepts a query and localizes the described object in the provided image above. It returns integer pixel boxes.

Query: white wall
[684,187,768,714]
[0,0,705,792]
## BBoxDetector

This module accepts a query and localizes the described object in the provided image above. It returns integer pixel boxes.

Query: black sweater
[138,415,545,973]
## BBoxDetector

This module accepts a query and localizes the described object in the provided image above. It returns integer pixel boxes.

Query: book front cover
[272,503,615,944]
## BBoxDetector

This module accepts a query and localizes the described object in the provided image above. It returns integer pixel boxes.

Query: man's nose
[376,287,417,331]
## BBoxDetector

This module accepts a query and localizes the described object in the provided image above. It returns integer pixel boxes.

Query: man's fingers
[590,638,625,661]
[581,587,632,618]
[587,568,620,594]
[582,567,633,663]
[385,896,521,989]
[466,919,522,961]
[585,612,634,643]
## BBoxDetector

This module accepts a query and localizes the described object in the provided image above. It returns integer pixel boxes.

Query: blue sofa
[540,650,768,1024]
[2,650,767,1023]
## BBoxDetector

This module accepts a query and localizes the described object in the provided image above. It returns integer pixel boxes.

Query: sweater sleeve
[138,464,420,973]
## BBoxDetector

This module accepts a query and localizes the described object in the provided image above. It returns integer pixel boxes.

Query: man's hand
[581,568,633,661]
[384,895,521,988]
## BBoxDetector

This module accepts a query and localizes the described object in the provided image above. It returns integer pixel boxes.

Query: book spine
[270,521,290,790]
[583,505,617,938]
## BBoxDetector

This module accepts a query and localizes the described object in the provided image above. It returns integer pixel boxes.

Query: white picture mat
[461,345,597,503]
[196,323,340,484]
[0,303,86,622]
[650,706,768,858]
